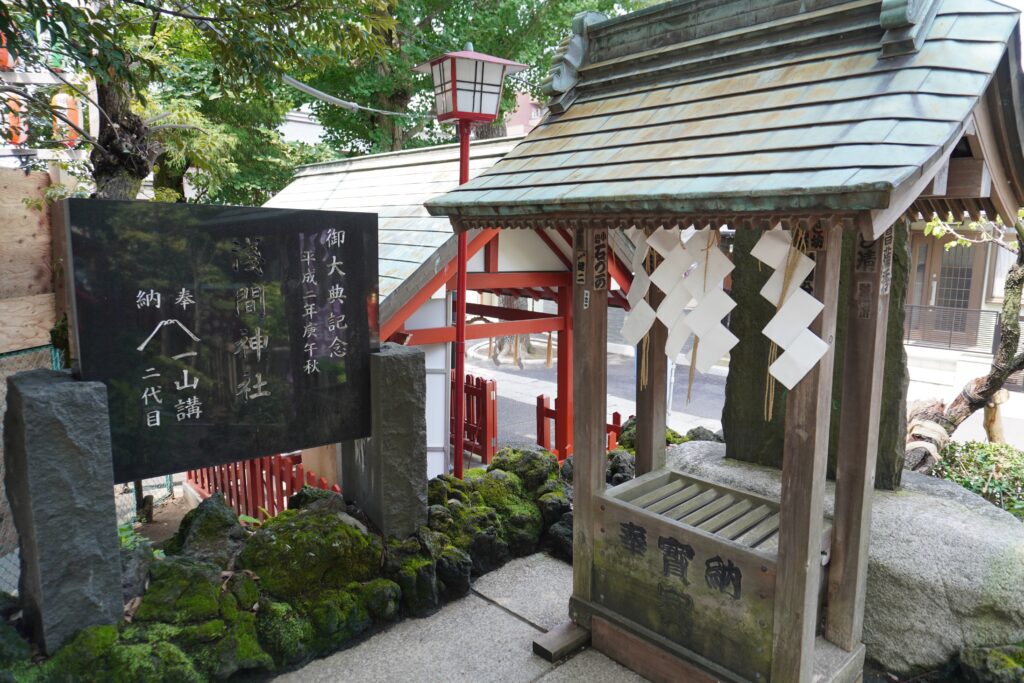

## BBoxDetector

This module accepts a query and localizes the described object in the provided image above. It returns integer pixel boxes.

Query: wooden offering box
[590,470,832,682]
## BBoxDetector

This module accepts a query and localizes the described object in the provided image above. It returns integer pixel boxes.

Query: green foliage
[118,523,146,550]
[934,441,1024,520]
[309,0,657,154]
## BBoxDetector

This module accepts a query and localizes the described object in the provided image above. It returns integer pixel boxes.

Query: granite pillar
[341,343,427,538]
[3,369,122,653]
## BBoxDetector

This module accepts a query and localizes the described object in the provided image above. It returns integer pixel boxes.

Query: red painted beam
[466,302,559,321]
[407,316,565,346]
[466,272,570,289]
[381,229,498,341]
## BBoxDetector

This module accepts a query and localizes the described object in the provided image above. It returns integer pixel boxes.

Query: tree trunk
[90,80,154,200]
[152,153,187,200]
[905,245,1024,472]
[983,389,1009,443]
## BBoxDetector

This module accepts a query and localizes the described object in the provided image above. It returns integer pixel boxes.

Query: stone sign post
[3,370,122,653]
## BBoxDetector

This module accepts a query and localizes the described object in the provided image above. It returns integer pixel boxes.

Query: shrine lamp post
[414,45,526,478]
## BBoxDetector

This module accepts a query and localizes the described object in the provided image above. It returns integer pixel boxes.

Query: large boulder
[164,493,246,568]
[488,447,559,492]
[667,441,1024,676]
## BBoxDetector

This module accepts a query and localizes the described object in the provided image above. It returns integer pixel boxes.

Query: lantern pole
[453,118,471,479]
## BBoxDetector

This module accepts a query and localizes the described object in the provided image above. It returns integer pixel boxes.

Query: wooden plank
[0,293,57,355]
[647,483,704,514]
[733,512,781,547]
[664,489,719,520]
[614,469,674,502]
[826,223,894,651]
[591,615,720,683]
[697,499,753,533]
[771,221,844,683]
[571,225,608,603]
[0,170,52,300]
[532,621,591,662]
[630,479,685,508]
[679,494,735,526]
[635,268,668,475]
[716,504,774,540]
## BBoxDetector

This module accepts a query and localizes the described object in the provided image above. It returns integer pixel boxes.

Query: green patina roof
[426,0,1024,228]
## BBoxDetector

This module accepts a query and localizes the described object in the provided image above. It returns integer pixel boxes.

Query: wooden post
[556,283,573,458]
[635,283,667,474]
[571,225,608,603]
[826,223,895,650]
[771,222,844,683]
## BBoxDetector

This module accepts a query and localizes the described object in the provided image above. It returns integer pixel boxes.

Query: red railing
[451,372,498,464]
[537,394,629,454]
[186,453,340,520]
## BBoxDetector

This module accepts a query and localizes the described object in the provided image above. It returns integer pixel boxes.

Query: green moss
[227,573,260,610]
[666,427,687,445]
[391,555,439,617]
[488,447,558,492]
[960,642,1024,682]
[0,621,30,669]
[298,589,371,654]
[106,641,204,683]
[256,601,313,666]
[354,579,401,622]
[468,470,542,555]
[133,558,222,624]
[236,506,382,601]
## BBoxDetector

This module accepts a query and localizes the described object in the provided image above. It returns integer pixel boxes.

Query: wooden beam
[532,621,590,662]
[771,222,844,683]
[466,271,571,290]
[969,98,1020,224]
[405,316,564,346]
[940,158,991,199]
[919,158,949,197]
[0,293,57,355]
[634,277,667,475]
[555,284,573,458]
[570,226,607,605]
[380,228,498,341]
[465,302,559,321]
[535,229,574,270]
[826,223,895,650]
[484,232,499,272]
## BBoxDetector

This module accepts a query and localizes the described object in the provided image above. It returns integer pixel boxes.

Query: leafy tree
[905,210,1024,473]
[1,0,392,199]
[308,0,654,154]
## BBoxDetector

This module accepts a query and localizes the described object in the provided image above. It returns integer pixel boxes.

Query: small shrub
[934,441,1024,519]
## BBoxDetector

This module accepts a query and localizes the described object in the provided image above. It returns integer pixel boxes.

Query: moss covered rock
[535,478,572,528]
[226,573,259,612]
[256,601,314,666]
[297,589,372,654]
[236,503,381,602]
[546,512,573,563]
[466,469,542,556]
[435,545,472,599]
[616,417,686,453]
[32,624,203,683]
[960,642,1024,683]
[0,621,29,669]
[354,578,401,622]
[164,493,246,568]
[286,485,342,510]
[488,447,558,492]
[134,557,222,624]
[384,538,440,618]
[607,450,635,486]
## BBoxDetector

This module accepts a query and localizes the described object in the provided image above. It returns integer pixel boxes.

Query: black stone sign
[64,199,378,483]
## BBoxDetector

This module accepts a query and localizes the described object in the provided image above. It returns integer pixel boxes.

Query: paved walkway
[273,553,648,683]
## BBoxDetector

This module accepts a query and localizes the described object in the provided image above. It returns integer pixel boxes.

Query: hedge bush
[934,441,1024,520]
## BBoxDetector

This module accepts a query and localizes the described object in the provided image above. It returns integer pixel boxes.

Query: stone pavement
[272,553,649,683]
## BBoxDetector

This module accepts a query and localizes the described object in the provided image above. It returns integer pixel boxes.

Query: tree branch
[149,123,206,133]
[116,0,232,22]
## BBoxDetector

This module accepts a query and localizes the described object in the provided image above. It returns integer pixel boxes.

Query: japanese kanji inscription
[65,199,378,482]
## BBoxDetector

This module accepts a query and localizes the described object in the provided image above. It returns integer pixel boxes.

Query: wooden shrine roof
[426,0,1024,237]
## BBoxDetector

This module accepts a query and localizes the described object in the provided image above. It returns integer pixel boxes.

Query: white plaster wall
[403,289,450,478]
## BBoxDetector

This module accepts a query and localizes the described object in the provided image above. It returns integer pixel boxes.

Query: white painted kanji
[751,229,829,390]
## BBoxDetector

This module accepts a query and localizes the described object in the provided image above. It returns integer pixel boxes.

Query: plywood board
[0,170,52,299]
[0,293,56,355]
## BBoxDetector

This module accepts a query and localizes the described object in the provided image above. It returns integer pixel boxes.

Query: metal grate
[904,305,1000,354]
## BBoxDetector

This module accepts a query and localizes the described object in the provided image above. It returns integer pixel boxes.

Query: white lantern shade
[415,50,527,123]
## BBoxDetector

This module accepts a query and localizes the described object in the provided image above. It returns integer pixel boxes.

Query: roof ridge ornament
[541,10,606,114]
[879,0,940,57]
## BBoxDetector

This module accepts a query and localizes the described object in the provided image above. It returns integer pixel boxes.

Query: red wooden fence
[186,453,340,520]
[451,372,498,464]
[537,394,629,456]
